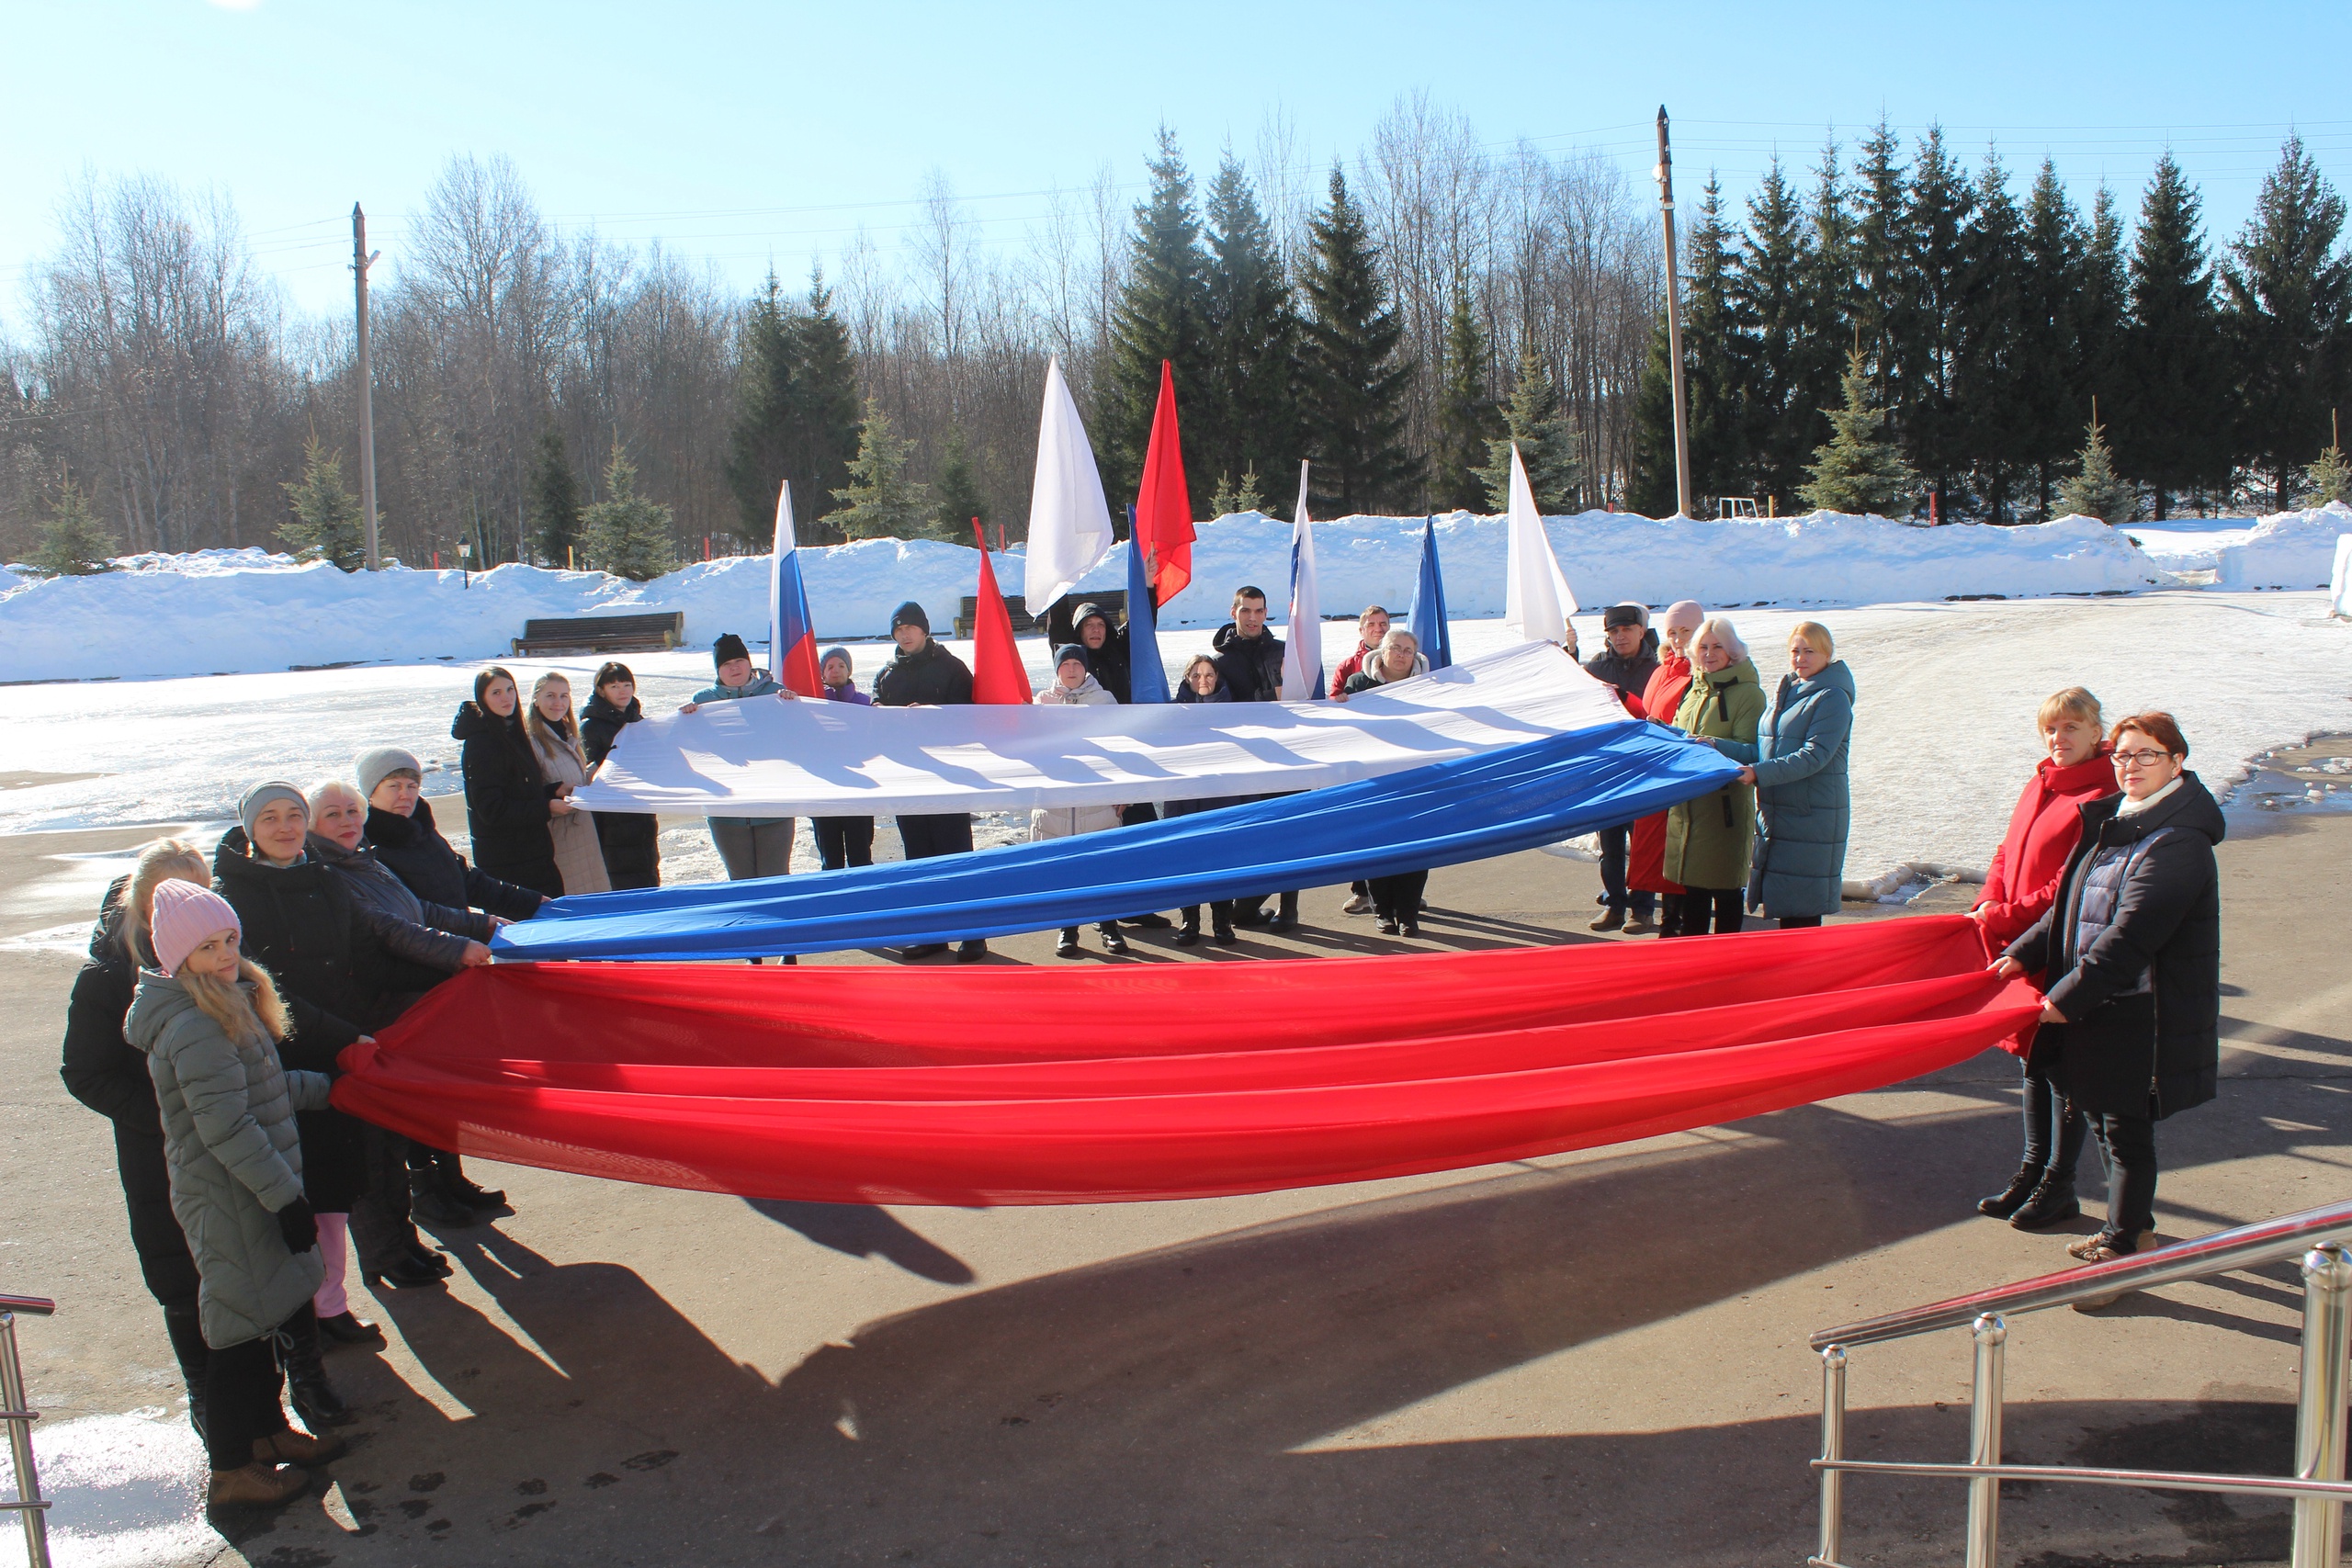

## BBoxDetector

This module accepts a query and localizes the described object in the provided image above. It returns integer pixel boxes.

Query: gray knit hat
[355,746,423,801]
[820,646,853,678]
[237,780,308,840]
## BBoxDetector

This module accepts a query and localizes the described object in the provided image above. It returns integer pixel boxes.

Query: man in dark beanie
[871,601,986,962]
[1585,602,1662,931]
[680,634,795,904]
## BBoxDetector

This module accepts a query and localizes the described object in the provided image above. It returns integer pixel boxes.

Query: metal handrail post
[0,1311,50,1568]
[1812,1345,1849,1567]
[1963,1314,2007,1568]
[2291,1245,2352,1568]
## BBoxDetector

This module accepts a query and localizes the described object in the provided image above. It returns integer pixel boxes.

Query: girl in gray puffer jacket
[128,880,349,1511]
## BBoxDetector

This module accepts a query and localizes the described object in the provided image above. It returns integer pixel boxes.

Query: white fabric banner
[1281,460,1323,701]
[1502,443,1577,644]
[575,642,1633,818]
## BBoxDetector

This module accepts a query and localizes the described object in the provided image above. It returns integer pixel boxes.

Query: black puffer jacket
[581,690,662,890]
[1211,622,1286,703]
[453,699,562,896]
[2006,773,2225,1120]
[1069,604,1133,704]
[311,832,491,951]
[367,797,542,921]
[1584,628,1660,702]
[872,638,976,706]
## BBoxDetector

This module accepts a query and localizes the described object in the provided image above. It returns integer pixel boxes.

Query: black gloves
[276,1196,319,1253]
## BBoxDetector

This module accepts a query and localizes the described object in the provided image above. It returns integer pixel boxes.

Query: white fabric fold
[575,642,1633,818]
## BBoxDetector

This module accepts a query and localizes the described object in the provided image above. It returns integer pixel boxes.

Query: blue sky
[5,0,2349,321]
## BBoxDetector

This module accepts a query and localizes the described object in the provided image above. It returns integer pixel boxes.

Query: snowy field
[10,503,2349,685]
[5,591,2348,948]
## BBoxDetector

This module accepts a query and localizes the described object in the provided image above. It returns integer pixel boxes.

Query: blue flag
[1125,507,1169,703]
[1410,516,1453,671]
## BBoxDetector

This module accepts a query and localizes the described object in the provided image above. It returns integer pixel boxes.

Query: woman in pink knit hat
[127,880,350,1511]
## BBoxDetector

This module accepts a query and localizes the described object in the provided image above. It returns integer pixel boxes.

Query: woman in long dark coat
[454,665,578,897]
[1996,711,2223,1269]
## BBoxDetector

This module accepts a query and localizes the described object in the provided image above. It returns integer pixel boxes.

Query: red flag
[1133,360,1195,606]
[969,519,1034,705]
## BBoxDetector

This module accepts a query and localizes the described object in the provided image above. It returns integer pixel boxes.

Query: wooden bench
[951,593,1036,640]
[511,612,686,656]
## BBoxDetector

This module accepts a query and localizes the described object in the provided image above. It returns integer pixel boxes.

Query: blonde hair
[2036,685,2103,735]
[1789,621,1835,659]
[524,672,584,767]
[180,959,290,1047]
[121,839,211,968]
[306,777,363,818]
[1695,617,1749,662]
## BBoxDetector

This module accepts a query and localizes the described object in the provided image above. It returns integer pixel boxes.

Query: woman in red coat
[1973,685,2117,1230]
[1629,601,1704,935]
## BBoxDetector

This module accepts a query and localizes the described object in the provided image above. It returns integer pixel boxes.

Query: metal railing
[1808,1198,2352,1568]
[0,1292,52,1568]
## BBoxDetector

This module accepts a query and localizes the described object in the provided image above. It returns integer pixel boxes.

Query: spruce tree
[1732,155,1816,506]
[933,427,989,539]
[1105,129,1214,505]
[1796,138,1860,486]
[1206,463,1268,517]
[2017,161,2087,518]
[278,435,367,570]
[829,398,932,540]
[1476,350,1578,513]
[2076,186,2132,456]
[1626,316,1680,517]
[580,441,676,581]
[1904,126,1977,519]
[1850,119,1913,424]
[528,427,582,564]
[1201,153,1299,499]
[1297,165,1420,513]
[1799,349,1918,516]
[1430,279,1497,511]
[1955,150,2030,521]
[2118,154,2227,519]
[787,273,863,537]
[2299,439,2351,508]
[1683,178,1752,507]
[2222,134,2352,509]
[32,478,117,575]
[725,271,801,541]
[2055,412,2135,524]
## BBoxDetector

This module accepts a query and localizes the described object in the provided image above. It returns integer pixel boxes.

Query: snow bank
[0,507,2178,683]
[2213,502,2352,590]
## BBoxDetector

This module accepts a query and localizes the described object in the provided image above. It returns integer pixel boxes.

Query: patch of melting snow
[21,1408,216,1568]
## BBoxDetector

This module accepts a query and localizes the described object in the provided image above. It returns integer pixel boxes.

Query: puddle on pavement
[2224,733,2352,822]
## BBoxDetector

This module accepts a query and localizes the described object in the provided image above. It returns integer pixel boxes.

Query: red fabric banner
[1134,360,1194,606]
[336,917,2037,1206]
[968,520,1033,705]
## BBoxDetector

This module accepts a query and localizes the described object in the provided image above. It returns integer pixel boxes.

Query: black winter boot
[1174,908,1201,946]
[1977,1163,2043,1219]
[276,1313,352,1428]
[1266,891,1299,931]
[2009,1175,2082,1231]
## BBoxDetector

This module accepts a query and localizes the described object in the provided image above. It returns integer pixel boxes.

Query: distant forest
[3,102,2346,575]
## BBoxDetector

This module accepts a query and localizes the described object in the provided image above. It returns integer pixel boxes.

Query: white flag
[1023,355,1116,613]
[1501,443,1577,645]
[1282,460,1322,700]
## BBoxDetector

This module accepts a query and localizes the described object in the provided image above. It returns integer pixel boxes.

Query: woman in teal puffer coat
[1714,620,1856,928]
[128,880,349,1510]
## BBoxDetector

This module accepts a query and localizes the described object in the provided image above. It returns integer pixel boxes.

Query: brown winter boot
[209,1461,310,1509]
[254,1427,348,1467]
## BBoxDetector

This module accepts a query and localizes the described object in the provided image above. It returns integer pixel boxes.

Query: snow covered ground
[10,504,2312,684]
[6,592,2348,925]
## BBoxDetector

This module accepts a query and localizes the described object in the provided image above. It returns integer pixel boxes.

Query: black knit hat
[712,632,751,670]
[891,601,930,634]
[1053,643,1089,671]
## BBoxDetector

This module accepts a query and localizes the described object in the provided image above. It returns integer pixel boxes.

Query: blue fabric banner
[496,720,1740,962]
[1411,518,1453,671]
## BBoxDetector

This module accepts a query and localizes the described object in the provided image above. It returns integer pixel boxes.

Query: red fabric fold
[337,916,2036,1205]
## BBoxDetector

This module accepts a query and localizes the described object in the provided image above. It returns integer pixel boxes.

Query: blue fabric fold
[496,720,1741,961]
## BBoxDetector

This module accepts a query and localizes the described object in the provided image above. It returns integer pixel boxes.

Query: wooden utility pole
[352,204,382,569]
[1654,107,1692,519]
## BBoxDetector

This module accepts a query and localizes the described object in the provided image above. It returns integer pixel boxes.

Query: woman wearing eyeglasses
[1994,712,2224,1268]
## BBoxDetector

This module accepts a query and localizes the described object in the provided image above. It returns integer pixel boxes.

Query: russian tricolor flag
[768,482,823,698]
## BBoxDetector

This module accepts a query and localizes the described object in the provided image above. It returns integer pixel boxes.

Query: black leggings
[1670,887,1745,936]
[205,1305,305,1470]
[2020,1061,2087,1179]
[2088,1111,2158,1236]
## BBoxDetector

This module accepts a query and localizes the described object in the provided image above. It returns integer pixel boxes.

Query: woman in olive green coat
[1663,618,1767,935]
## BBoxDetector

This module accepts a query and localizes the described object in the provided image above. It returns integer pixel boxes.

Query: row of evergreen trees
[1627,129,2351,522]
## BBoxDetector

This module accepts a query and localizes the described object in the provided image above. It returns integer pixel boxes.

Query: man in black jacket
[872,601,988,962]
[1585,603,1662,932]
[1208,585,1301,929]
[1070,602,1133,704]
